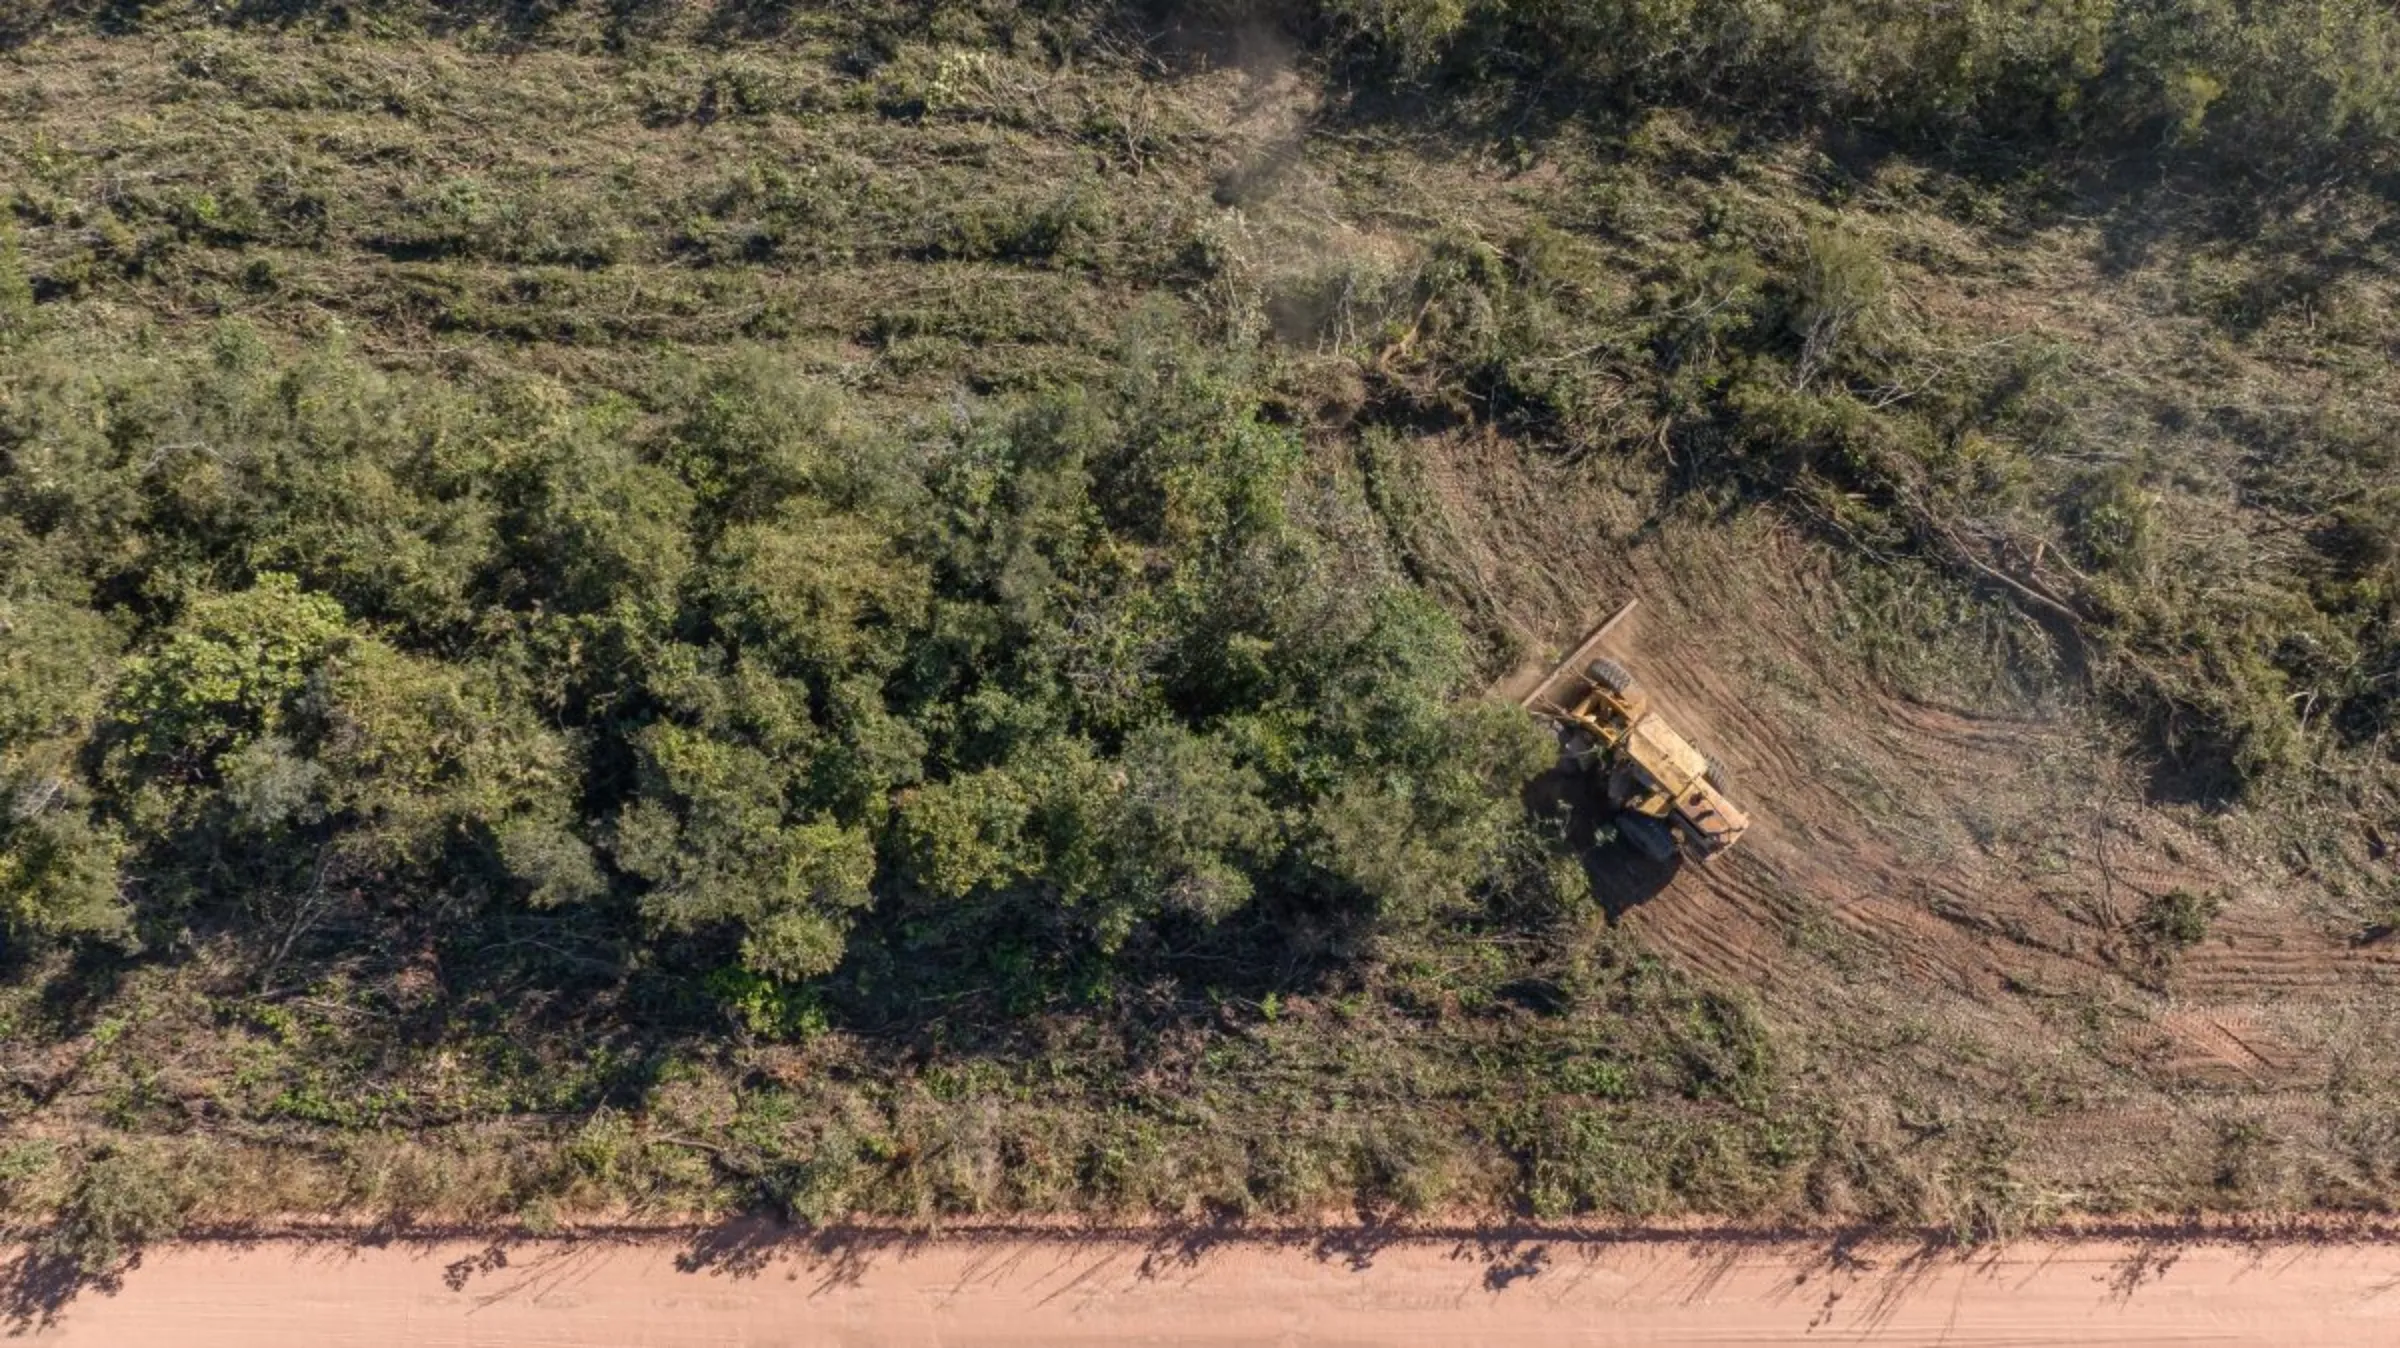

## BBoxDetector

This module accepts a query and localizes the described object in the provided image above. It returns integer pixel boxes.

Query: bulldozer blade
[1517,599,1641,711]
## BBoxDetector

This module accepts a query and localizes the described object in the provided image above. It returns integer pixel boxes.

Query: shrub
[1789,226,1887,388]
[44,1148,185,1277]
[2064,469,2155,576]
[611,724,880,980]
[1322,0,2400,185]
[2137,888,2221,952]
[106,573,349,776]
[0,799,131,943]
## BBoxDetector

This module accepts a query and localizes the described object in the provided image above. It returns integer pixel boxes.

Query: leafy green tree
[701,500,929,683]
[0,797,131,944]
[894,722,1274,946]
[107,573,349,779]
[1303,699,1554,926]
[301,635,589,896]
[502,416,695,621]
[611,722,877,979]
[0,591,120,757]
[0,573,131,942]
[1110,723,1277,923]
[653,350,848,523]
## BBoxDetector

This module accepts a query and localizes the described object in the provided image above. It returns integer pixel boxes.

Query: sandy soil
[13,1229,2400,1345]
[1432,413,2400,1207]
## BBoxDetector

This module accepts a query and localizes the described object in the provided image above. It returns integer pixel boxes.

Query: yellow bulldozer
[1520,601,1750,864]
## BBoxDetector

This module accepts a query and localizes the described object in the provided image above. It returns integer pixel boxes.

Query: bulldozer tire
[1703,755,1728,792]
[1584,658,1640,697]
[1615,811,1678,864]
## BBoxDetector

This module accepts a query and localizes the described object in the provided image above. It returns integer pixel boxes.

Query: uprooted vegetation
[3,0,2399,1272]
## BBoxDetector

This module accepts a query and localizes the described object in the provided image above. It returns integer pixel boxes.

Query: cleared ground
[5,0,2400,1262]
[1477,497,2400,1217]
[15,1229,2400,1345]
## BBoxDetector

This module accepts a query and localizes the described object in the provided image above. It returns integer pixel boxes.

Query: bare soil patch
[1443,425,2400,1216]
[18,1228,2400,1345]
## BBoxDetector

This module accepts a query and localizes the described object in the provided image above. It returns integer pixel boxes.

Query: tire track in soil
[1410,423,2400,1196]
[1585,541,2076,1013]
[1483,502,2382,1110]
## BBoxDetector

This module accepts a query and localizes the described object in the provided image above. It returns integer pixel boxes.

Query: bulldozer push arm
[1519,599,1641,717]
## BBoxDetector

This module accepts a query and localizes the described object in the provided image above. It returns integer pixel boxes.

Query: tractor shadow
[1522,759,1679,919]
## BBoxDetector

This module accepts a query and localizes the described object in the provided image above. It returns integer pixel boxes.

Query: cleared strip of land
[14,1230,2400,1345]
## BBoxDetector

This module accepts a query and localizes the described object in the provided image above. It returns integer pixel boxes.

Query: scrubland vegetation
[2,0,2398,1272]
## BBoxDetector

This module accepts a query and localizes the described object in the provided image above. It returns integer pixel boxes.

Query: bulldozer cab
[1575,688,1748,860]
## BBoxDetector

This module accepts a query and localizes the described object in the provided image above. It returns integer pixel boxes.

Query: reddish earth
[1435,420,2400,1211]
[16,1230,2400,1345]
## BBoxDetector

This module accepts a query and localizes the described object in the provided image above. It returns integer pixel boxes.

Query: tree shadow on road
[17,1211,2366,1336]
[652,1212,1987,1316]
[646,1212,2383,1339]
[0,1247,130,1338]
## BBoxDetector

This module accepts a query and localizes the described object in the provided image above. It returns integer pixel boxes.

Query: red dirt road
[16,1231,2400,1345]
